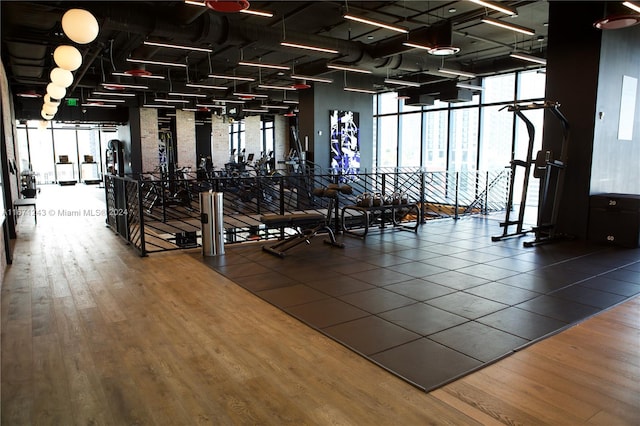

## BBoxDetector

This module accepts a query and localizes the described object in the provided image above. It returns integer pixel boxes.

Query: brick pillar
[243,115,261,159]
[211,115,229,170]
[176,109,196,169]
[274,115,289,168]
[140,107,158,173]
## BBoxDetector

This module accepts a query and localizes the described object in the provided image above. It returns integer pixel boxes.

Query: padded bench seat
[260,213,325,228]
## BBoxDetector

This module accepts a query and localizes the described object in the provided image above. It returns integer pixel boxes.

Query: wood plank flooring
[2,185,639,425]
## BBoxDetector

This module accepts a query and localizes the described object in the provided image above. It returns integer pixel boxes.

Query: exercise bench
[14,198,37,224]
[260,184,352,258]
[260,213,344,257]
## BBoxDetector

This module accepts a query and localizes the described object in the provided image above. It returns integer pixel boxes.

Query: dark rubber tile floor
[197,215,640,392]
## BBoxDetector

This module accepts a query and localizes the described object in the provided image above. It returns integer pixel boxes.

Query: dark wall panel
[299,78,373,172]
[542,1,603,239]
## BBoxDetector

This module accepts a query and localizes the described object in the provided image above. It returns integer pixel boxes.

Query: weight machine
[492,101,570,247]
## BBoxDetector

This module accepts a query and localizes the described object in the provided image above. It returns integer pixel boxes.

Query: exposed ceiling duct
[2,1,551,120]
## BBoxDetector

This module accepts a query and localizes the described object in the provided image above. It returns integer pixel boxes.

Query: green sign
[66,98,79,107]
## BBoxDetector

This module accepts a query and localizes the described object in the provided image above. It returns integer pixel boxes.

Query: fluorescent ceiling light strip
[243,109,269,113]
[168,92,207,98]
[92,91,136,97]
[280,42,339,54]
[154,98,191,103]
[257,84,296,91]
[623,1,640,13]
[144,40,212,53]
[290,74,333,83]
[208,74,255,81]
[510,52,547,65]
[263,105,289,109]
[327,64,372,74]
[438,67,477,78]
[127,58,187,68]
[186,83,227,90]
[112,72,165,80]
[239,8,274,17]
[215,99,245,104]
[402,41,431,51]
[143,104,176,109]
[344,86,376,94]
[481,17,535,36]
[384,78,421,87]
[468,0,517,16]
[86,98,125,103]
[283,100,299,104]
[233,92,268,98]
[82,103,117,108]
[343,13,408,33]
[456,83,484,91]
[196,104,225,108]
[184,0,206,6]
[182,108,199,111]
[101,82,148,89]
[238,61,290,70]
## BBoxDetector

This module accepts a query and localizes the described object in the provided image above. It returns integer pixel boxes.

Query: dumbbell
[315,184,353,198]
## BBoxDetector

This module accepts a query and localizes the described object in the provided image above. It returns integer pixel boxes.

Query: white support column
[140,107,158,173]
[274,115,289,169]
[211,115,229,170]
[176,109,196,169]
[243,115,261,159]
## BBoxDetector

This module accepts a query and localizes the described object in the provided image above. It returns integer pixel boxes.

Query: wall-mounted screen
[330,110,360,175]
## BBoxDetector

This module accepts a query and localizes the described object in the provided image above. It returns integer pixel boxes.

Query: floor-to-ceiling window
[423,100,449,172]
[374,69,546,173]
[260,118,275,156]
[16,121,109,185]
[376,92,399,169]
[228,121,245,161]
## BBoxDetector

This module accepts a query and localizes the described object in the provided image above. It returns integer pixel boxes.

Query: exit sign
[66,98,79,107]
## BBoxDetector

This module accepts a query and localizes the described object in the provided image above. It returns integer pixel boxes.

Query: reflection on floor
[197,216,640,391]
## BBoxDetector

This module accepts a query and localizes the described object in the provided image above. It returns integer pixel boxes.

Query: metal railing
[105,169,510,256]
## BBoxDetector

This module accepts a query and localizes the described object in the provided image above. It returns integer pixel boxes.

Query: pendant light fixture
[593,1,640,30]
[204,0,250,13]
[61,9,100,44]
[53,45,83,71]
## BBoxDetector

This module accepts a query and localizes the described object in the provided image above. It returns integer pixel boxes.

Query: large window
[374,69,545,172]
[449,105,479,172]
[399,112,421,168]
[260,119,274,155]
[378,115,398,168]
[17,121,111,185]
[26,121,56,184]
[423,109,448,172]
[228,121,245,160]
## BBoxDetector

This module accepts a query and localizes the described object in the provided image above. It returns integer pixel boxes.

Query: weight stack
[588,193,640,248]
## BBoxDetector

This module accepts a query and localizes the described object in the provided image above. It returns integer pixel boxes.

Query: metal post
[200,191,225,256]
[454,172,459,220]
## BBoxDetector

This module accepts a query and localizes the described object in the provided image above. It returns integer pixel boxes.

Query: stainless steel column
[200,191,225,256]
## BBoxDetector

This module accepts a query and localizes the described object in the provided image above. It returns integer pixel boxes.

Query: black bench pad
[261,213,325,227]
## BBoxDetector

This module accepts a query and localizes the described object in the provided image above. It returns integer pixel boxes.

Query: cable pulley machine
[492,101,570,247]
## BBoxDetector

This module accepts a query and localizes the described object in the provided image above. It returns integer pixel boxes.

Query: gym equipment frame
[260,184,352,257]
[492,101,570,247]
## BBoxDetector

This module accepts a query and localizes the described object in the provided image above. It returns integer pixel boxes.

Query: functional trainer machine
[260,184,352,257]
[492,101,570,247]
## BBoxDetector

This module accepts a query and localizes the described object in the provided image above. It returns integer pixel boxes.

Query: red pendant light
[291,81,311,90]
[204,0,250,12]
[102,84,126,91]
[124,69,152,77]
